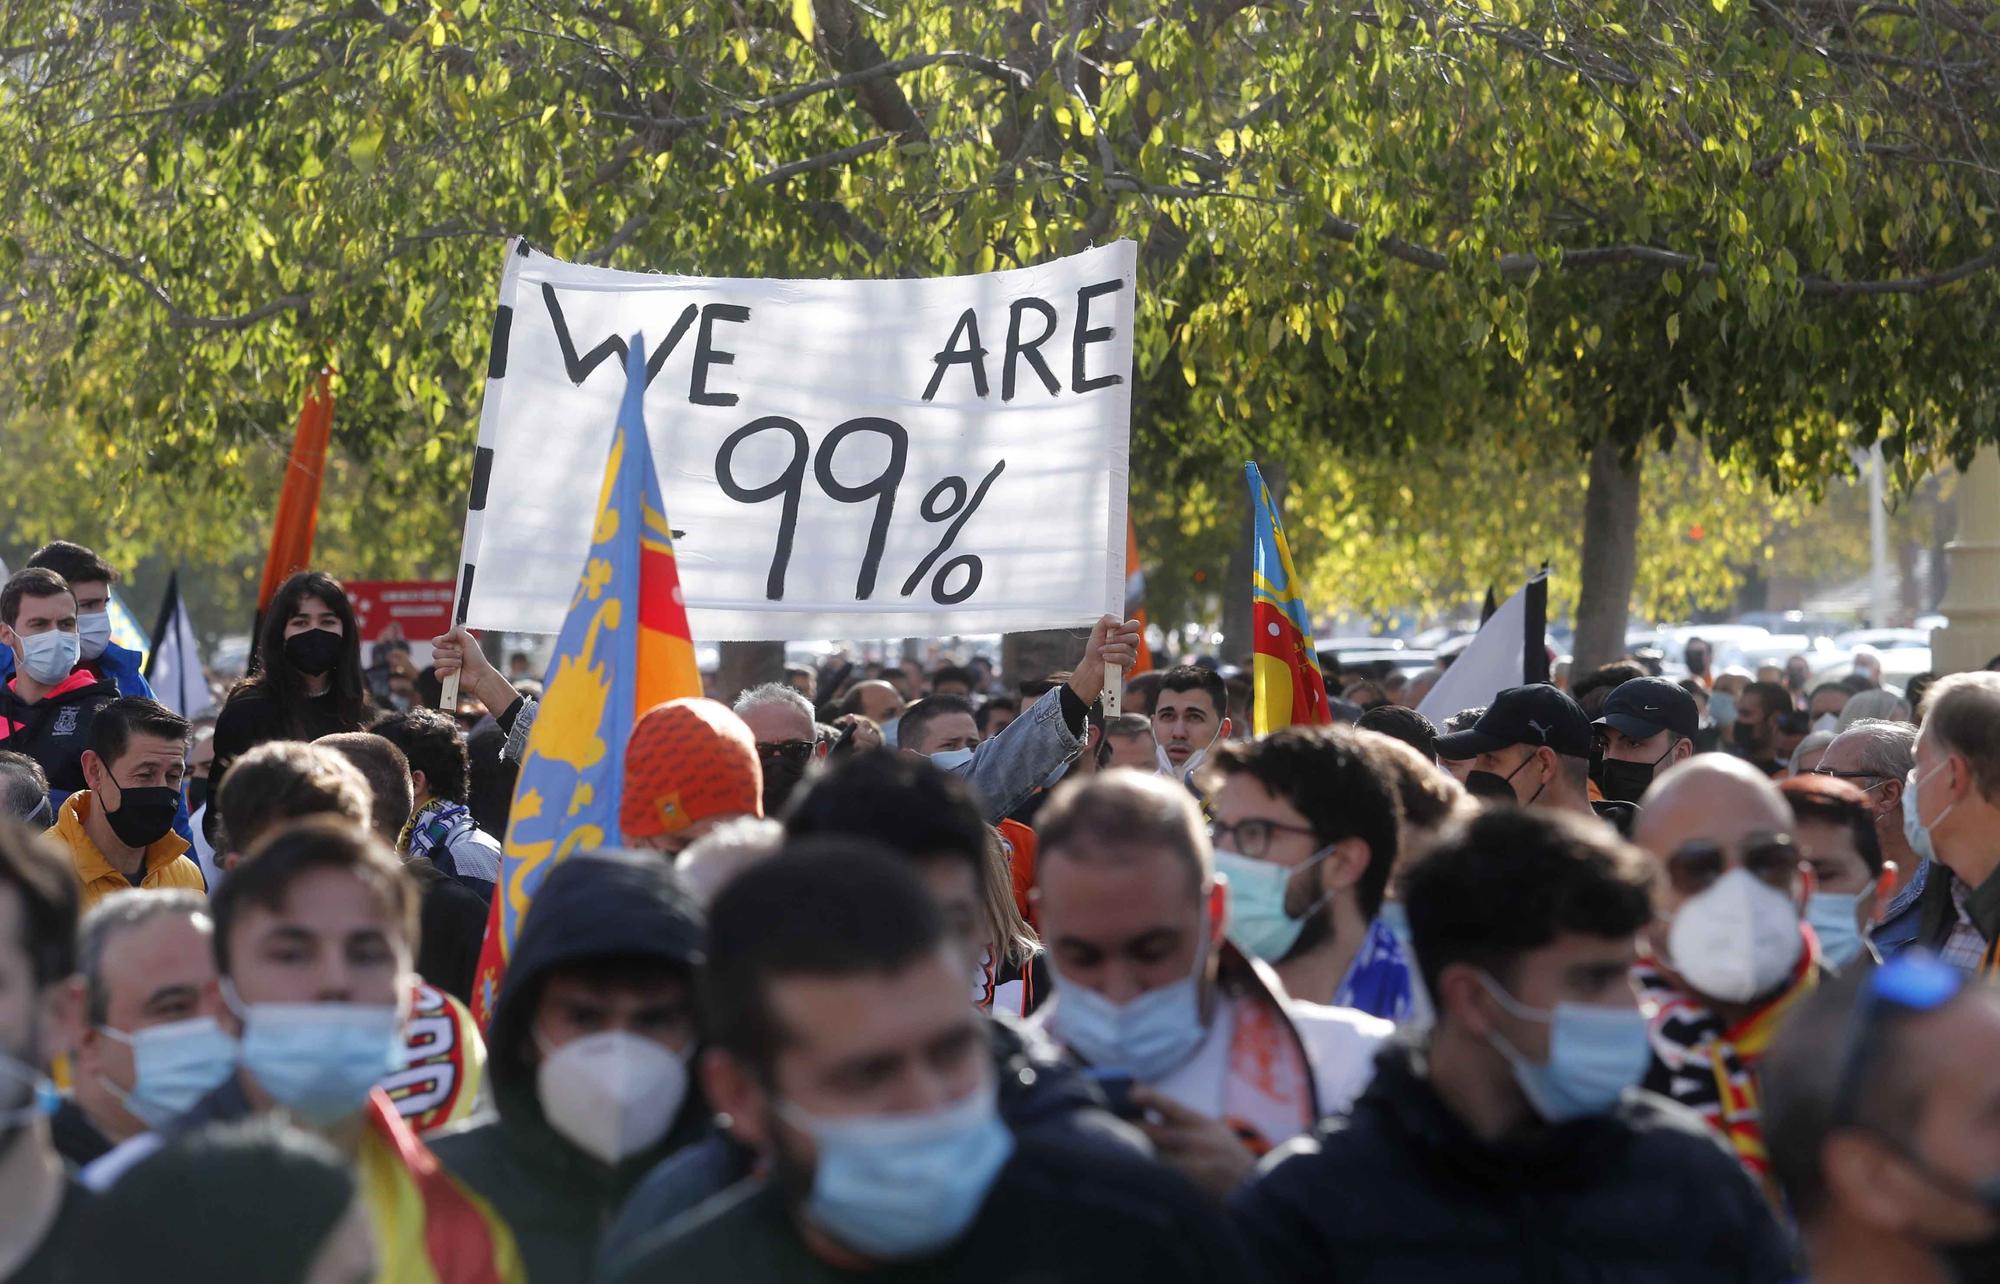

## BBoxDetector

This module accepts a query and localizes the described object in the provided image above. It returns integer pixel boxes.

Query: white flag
[1418,572,1550,725]
[145,573,208,717]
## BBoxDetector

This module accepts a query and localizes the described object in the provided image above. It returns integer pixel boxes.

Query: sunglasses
[1664,833,1799,897]
[757,739,816,766]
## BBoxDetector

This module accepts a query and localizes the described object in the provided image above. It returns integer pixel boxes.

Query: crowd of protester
[0,544,1995,1283]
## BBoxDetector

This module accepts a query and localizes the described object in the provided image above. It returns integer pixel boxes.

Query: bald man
[1631,756,1821,1193]
[840,680,906,733]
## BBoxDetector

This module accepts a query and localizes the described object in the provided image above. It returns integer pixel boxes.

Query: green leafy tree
[0,0,1994,673]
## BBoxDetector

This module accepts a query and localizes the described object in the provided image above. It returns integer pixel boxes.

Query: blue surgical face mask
[929,747,976,772]
[1707,691,1736,727]
[1805,890,1868,971]
[16,628,79,685]
[98,1016,239,1129]
[880,715,901,749]
[782,1084,1014,1260]
[1476,973,1651,1122]
[1214,846,1334,963]
[75,611,113,662]
[226,981,403,1126]
[1047,932,1211,1081]
[1904,762,1955,865]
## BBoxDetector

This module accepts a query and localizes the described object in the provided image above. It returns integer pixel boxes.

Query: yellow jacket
[47,792,205,907]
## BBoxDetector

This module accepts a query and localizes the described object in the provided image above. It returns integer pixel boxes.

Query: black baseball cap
[1434,684,1592,760]
[1594,676,1699,744]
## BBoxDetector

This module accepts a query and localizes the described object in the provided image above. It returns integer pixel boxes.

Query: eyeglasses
[1209,817,1318,860]
[1809,767,1888,786]
[1830,954,1964,1128]
[1664,833,1800,897]
[757,740,816,766]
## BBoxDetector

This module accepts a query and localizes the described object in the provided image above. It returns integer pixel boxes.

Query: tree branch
[70,229,314,332]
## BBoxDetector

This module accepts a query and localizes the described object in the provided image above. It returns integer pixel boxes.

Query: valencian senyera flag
[470,335,702,1027]
[1247,462,1332,737]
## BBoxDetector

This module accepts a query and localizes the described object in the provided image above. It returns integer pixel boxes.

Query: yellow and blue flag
[471,335,701,1025]
[1247,462,1332,736]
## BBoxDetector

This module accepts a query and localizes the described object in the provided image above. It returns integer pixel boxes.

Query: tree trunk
[1222,460,1285,666]
[1571,440,1644,676]
[716,640,785,706]
[1002,630,1082,694]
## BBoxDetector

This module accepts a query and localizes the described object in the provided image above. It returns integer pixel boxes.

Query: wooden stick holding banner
[1102,662,1122,718]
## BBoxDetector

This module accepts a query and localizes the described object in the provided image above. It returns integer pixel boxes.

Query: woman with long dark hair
[210,571,373,796]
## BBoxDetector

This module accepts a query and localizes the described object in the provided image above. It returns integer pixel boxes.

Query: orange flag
[1125,515,1154,675]
[257,370,334,612]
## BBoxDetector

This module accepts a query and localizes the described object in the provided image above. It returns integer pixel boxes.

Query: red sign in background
[346,580,456,644]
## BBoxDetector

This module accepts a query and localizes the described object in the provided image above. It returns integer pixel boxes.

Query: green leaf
[790,0,815,43]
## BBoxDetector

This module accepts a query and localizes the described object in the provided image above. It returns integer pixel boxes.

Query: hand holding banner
[455,241,1135,641]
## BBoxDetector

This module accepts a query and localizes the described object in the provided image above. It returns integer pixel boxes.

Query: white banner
[456,241,1136,640]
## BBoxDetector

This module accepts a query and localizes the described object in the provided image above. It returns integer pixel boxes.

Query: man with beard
[1731,681,1795,778]
[0,820,93,1282]
[1206,727,1412,1020]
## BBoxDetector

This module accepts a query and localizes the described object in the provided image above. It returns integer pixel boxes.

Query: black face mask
[1733,719,1768,754]
[184,778,209,816]
[1466,752,1541,806]
[1592,745,1674,805]
[760,755,808,818]
[1686,650,1709,673]
[105,785,180,849]
[283,627,344,678]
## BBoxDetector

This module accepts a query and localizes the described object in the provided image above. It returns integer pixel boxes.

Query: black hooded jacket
[1229,1041,1795,1284]
[429,849,709,1284]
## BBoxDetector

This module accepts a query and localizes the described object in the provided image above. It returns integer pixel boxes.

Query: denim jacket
[1872,856,1931,960]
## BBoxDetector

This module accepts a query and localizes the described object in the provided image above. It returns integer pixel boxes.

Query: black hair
[1212,726,1403,921]
[1741,680,1795,721]
[1572,661,1646,717]
[243,570,370,737]
[1355,703,1438,761]
[1806,682,1851,710]
[896,694,978,756]
[1404,807,1655,1001]
[0,818,79,985]
[929,665,976,692]
[1158,664,1228,718]
[1,567,69,630]
[371,706,471,805]
[315,732,415,848]
[216,741,371,856]
[703,841,945,1075]
[212,816,418,974]
[973,696,1018,736]
[26,540,117,588]
[785,750,986,874]
[1123,671,1165,716]
[89,697,190,770]
[93,1116,357,1281]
